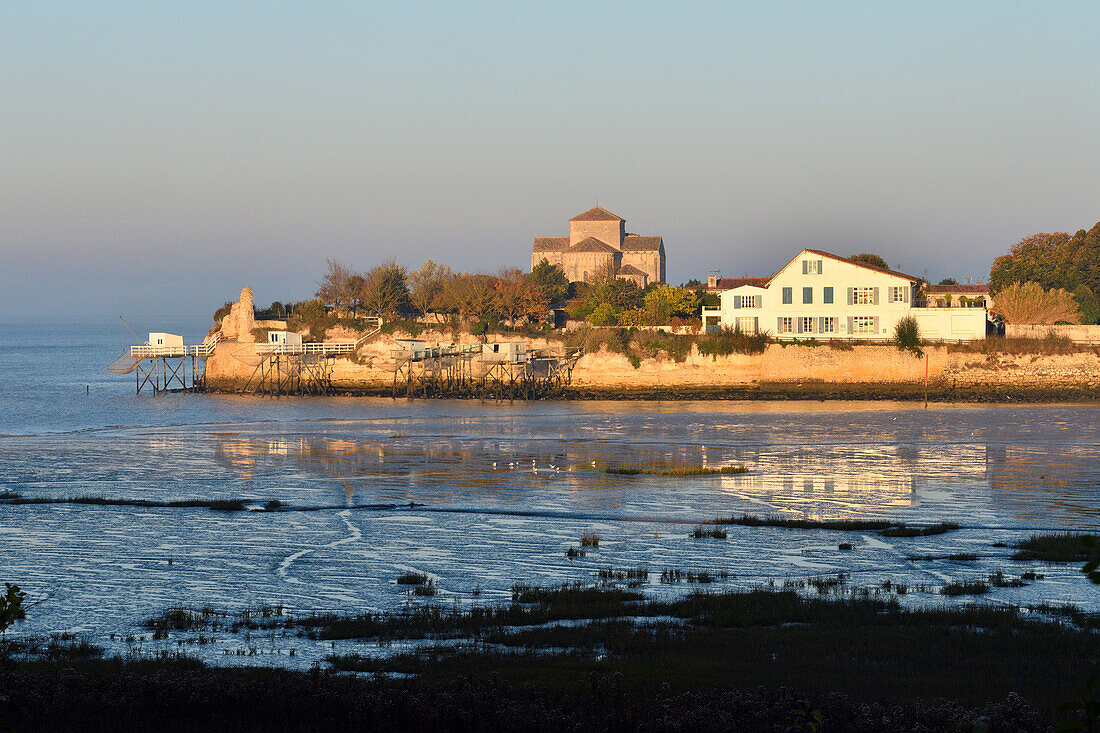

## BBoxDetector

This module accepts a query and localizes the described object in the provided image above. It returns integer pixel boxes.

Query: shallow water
[0,320,1098,668]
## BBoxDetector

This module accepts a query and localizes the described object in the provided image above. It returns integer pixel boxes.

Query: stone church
[531,206,666,287]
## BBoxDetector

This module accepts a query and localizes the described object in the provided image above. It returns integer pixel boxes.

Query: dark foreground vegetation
[6,585,1100,730]
[714,514,961,537]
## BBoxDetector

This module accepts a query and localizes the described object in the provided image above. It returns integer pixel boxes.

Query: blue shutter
[802,260,808,274]
[817,259,823,274]
[753,317,758,334]
[847,316,854,333]
[823,286,833,304]
[777,317,783,333]
[796,318,803,334]
[847,288,854,305]
[873,287,880,305]
[732,295,740,310]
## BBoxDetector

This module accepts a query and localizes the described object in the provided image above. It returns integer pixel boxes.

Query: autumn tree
[992,282,1080,324]
[568,260,643,325]
[408,259,454,322]
[358,262,410,318]
[621,286,701,326]
[443,273,499,322]
[849,253,889,269]
[315,259,358,314]
[989,224,1100,323]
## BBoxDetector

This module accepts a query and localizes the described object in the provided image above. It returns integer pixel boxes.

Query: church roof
[569,206,624,222]
[532,236,569,252]
[566,237,619,253]
[616,264,647,277]
[621,235,663,251]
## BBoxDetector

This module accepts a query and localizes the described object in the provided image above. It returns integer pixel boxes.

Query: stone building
[531,206,665,286]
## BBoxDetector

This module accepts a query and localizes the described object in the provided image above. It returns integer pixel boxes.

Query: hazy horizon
[3,1,1099,321]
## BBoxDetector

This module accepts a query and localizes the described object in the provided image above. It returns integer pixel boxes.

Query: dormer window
[803,259,823,275]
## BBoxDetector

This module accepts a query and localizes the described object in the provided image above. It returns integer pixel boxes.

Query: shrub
[893,316,923,358]
[940,580,990,596]
[396,572,430,585]
[580,531,600,548]
[992,281,1080,324]
[690,527,727,539]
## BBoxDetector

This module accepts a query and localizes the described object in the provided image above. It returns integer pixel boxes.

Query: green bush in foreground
[893,315,923,359]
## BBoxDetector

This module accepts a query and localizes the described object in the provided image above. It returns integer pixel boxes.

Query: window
[889,285,908,303]
[821,317,835,334]
[802,287,813,304]
[800,317,814,333]
[782,287,793,304]
[803,259,823,274]
[736,316,756,334]
[823,286,833,304]
[738,295,757,308]
[852,316,875,334]
[779,317,793,334]
[854,287,875,305]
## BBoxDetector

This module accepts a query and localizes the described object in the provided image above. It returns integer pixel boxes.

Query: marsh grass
[0,496,247,511]
[0,491,21,500]
[1012,532,1099,562]
[908,553,979,561]
[580,531,600,548]
[689,526,728,539]
[565,546,586,559]
[715,514,898,531]
[881,522,960,537]
[396,572,430,586]
[606,465,748,476]
[940,580,990,596]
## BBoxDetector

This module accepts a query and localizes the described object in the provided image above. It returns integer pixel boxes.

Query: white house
[148,332,184,348]
[267,331,303,347]
[703,250,987,341]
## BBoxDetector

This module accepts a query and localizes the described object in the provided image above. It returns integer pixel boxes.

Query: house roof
[801,249,919,282]
[566,237,619,254]
[569,206,624,222]
[532,236,569,252]
[924,283,988,294]
[711,277,771,291]
[621,235,663,251]
[616,264,647,277]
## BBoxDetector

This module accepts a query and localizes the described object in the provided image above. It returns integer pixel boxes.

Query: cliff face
[201,332,1100,397]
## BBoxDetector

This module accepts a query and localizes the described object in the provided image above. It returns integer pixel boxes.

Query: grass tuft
[606,465,748,476]
[1011,532,1099,562]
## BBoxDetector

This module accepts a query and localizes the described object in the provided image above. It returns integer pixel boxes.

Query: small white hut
[148,333,183,349]
[481,341,527,363]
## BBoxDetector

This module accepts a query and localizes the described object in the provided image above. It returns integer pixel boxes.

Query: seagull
[492,462,497,469]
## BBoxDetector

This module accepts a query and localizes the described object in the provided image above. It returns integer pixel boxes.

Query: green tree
[893,316,923,358]
[567,261,643,324]
[938,278,958,285]
[989,224,1100,323]
[528,258,570,306]
[849,253,889,269]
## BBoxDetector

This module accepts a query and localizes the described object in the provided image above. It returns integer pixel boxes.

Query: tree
[358,262,410,318]
[992,282,1080,324]
[622,286,701,326]
[315,259,358,314]
[893,316,923,358]
[408,260,454,321]
[849,253,889,269]
[567,261,643,324]
[443,273,499,322]
[0,582,25,636]
[938,278,958,285]
[989,224,1100,323]
[528,258,570,306]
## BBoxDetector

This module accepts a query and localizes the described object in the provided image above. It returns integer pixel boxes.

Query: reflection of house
[922,283,991,309]
[703,249,987,341]
[532,206,665,285]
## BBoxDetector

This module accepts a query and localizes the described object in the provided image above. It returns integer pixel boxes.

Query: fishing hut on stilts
[108,330,222,395]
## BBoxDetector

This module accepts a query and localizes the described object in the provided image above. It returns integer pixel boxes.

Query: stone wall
[1006,324,1100,344]
[203,334,1100,395]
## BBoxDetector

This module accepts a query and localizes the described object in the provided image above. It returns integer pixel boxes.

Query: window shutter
[905,287,910,303]
[802,260,808,274]
[817,259,823,274]
[847,316,854,333]
[873,287,880,305]
[753,317,758,334]
[732,296,740,310]
[797,318,803,334]
[777,317,783,333]
[873,316,880,334]
[817,316,824,333]
[847,288,854,306]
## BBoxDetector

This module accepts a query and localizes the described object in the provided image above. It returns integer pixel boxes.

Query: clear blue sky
[2,1,1099,320]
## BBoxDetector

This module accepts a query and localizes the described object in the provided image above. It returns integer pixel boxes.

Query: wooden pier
[390,343,580,399]
[109,335,222,395]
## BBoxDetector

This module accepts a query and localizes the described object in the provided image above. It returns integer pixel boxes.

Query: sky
[2,1,1099,321]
